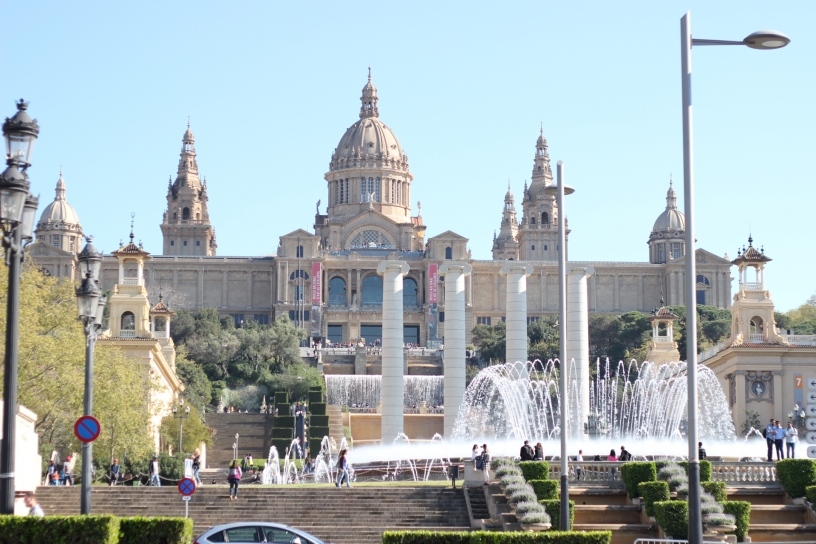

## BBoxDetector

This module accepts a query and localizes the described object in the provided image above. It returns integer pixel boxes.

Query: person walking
[228,459,242,500]
[608,449,618,480]
[24,492,44,516]
[109,459,121,486]
[764,418,777,461]
[774,420,785,460]
[785,421,798,458]
[534,442,544,461]
[336,449,351,488]
[480,444,491,485]
[148,456,161,487]
[192,449,202,485]
[63,455,74,486]
[519,440,535,461]
[47,460,58,486]
[575,449,584,481]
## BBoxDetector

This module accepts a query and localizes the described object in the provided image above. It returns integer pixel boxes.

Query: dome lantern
[360,67,379,119]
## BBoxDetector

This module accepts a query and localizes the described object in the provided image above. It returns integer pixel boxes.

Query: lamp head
[3,99,39,169]
[743,30,791,50]
[76,275,101,320]
[0,164,30,225]
[20,193,39,241]
[78,236,103,280]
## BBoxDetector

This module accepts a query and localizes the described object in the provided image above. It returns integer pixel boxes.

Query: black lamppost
[0,99,39,515]
[172,399,190,454]
[76,237,106,514]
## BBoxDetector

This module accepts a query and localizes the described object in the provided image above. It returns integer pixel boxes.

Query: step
[727,486,786,505]
[574,505,641,524]
[746,523,816,542]
[573,523,657,544]
[570,487,631,505]
[749,504,807,524]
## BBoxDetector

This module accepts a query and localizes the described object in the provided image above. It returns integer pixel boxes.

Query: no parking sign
[74,416,101,443]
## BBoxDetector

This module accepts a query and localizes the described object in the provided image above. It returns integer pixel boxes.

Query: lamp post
[76,237,106,515]
[234,433,239,460]
[172,399,191,454]
[544,160,574,530]
[0,99,39,515]
[679,12,789,544]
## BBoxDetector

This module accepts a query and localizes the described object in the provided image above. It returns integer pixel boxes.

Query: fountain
[325,375,443,408]
[261,446,281,484]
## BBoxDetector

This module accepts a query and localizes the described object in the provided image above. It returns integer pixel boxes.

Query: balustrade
[542,460,778,483]
[119,330,136,338]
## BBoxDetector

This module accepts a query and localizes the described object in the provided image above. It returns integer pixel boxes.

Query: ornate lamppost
[0,99,39,515]
[172,399,190,454]
[76,237,106,514]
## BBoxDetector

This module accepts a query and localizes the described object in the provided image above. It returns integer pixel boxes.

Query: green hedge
[701,481,728,503]
[119,517,193,544]
[620,462,656,498]
[807,485,816,505]
[776,459,816,498]
[382,529,609,544]
[528,479,558,500]
[310,402,327,416]
[538,499,574,531]
[722,501,751,542]
[654,500,688,540]
[638,481,670,517]
[310,415,330,427]
[518,461,550,482]
[0,515,119,544]
[678,460,712,482]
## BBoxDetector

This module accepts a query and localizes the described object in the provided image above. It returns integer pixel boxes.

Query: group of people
[765,419,799,460]
[471,444,491,485]
[45,457,73,486]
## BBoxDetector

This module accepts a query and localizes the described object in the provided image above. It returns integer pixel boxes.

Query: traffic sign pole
[178,477,196,518]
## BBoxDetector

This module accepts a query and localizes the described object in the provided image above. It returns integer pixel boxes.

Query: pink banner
[428,263,438,304]
[311,262,322,304]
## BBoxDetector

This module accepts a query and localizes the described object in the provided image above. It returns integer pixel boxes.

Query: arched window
[121,312,135,330]
[182,207,190,220]
[531,217,536,224]
[445,247,452,260]
[542,212,549,225]
[696,275,710,286]
[328,277,346,306]
[750,316,764,335]
[403,278,418,307]
[289,270,309,280]
[296,245,304,258]
[362,275,383,305]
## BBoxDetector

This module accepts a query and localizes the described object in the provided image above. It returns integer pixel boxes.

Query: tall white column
[440,262,471,438]
[567,266,594,437]
[501,264,534,368]
[377,261,409,443]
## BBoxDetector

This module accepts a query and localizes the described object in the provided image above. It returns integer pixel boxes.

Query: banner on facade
[427,264,439,343]
[311,262,322,337]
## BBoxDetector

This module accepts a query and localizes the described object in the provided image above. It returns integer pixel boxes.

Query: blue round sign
[74,416,101,443]
[178,477,196,496]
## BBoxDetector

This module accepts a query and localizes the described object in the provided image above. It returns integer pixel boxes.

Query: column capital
[500,263,533,276]
[440,262,472,275]
[566,265,595,278]
[376,261,409,276]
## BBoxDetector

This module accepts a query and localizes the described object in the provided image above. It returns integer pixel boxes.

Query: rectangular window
[170,240,175,246]
[288,310,310,322]
[696,290,706,305]
[52,235,60,247]
[294,285,304,301]
[254,314,269,325]
[183,241,188,246]
[340,180,345,204]
[531,245,535,251]
[477,317,492,325]
[196,240,201,246]
[361,177,367,201]
[375,177,381,202]
[327,324,343,343]
[527,316,540,324]
[404,325,419,345]
[657,243,665,263]
[439,311,445,322]
[233,314,244,327]
[672,243,681,259]
[360,324,382,344]
[544,245,548,251]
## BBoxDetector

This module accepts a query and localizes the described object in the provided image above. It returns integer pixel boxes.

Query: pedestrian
[248,454,254,472]
[192,448,202,485]
[241,455,249,473]
[774,420,785,460]
[785,422,798,458]
[110,458,121,486]
[471,444,479,470]
[698,442,707,460]
[534,442,544,461]
[520,440,535,461]
[764,418,776,461]
[336,448,351,488]
[228,459,242,500]
[619,446,632,462]
[63,455,73,486]
[47,460,58,486]
[575,449,584,481]
[608,449,618,479]
[480,444,491,485]
[24,492,44,517]
[148,456,161,486]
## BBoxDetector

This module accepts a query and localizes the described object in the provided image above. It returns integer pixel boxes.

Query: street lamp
[0,99,39,515]
[172,399,191,454]
[76,236,107,515]
[679,12,789,544]
[544,160,574,530]
[234,433,239,460]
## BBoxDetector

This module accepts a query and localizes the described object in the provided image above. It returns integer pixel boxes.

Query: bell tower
[492,182,520,260]
[645,302,681,364]
[160,122,217,256]
[517,127,562,261]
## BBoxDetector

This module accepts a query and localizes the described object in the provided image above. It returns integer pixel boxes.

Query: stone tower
[492,182,520,260]
[35,169,83,255]
[160,122,217,256]
[648,180,685,264]
[517,128,562,261]
[645,302,681,364]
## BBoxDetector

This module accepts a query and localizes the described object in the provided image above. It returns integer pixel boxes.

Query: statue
[260,395,267,414]
[316,199,321,215]
[368,192,375,210]
[417,201,422,216]
[217,395,224,413]
[351,292,358,308]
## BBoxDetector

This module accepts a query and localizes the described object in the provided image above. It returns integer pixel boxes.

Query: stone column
[377,261,410,443]
[567,266,594,437]
[440,262,472,438]
[501,264,534,367]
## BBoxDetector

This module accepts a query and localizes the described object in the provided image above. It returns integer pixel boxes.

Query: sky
[1,1,813,311]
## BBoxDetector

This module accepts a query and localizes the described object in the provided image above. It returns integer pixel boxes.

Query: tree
[175,350,212,413]
[471,321,506,363]
[159,403,213,454]
[784,292,816,334]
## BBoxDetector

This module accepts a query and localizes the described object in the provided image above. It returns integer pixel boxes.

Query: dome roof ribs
[35,169,82,235]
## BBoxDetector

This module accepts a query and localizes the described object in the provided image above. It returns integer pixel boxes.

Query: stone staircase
[35,485,471,544]
[727,486,816,542]
[205,413,275,469]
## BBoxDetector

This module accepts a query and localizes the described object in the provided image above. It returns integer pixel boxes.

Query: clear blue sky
[2,1,813,311]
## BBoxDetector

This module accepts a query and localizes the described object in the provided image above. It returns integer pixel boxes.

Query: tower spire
[130,212,135,243]
[360,68,379,118]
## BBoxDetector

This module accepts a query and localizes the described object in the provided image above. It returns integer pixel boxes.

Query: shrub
[505,483,534,496]
[776,459,816,498]
[700,492,716,504]
[704,513,736,526]
[701,481,727,503]
[539,499,574,531]
[514,501,546,515]
[510,490,538,504]
[528,479,558,500]
[518,461,550,482]
[667,474,688,489]
[675,485,689,498]
[119,517,193,544]
[722,501,751,542]
[655,500,689,539]
[620,462,657,498]
[501,475,525,486]
[0,515,119,544]
[678,460,712,482]
[638,481,670,517]
[519,512,551,525]
[701,502,724,514]
[807,485,816,505]
[491,457,516,468]
[382,530,611,543]
[496,465,523,478]
[657,464,684,480]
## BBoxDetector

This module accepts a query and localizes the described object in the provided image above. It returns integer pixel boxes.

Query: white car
[195,522,330,544]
